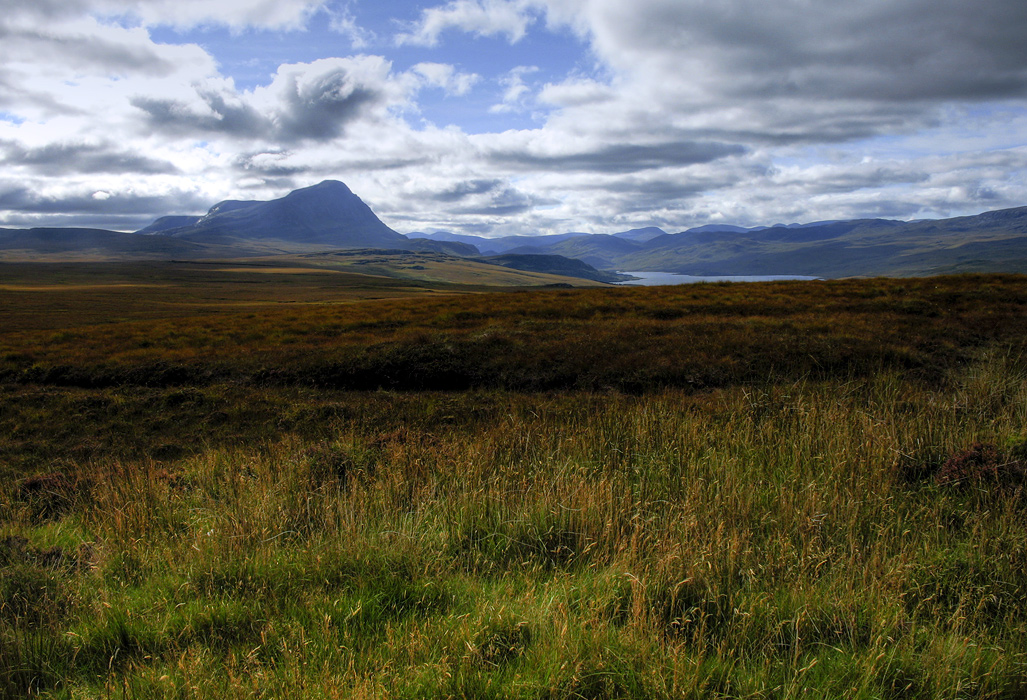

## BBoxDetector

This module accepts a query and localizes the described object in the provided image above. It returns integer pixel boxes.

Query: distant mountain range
[411,208,1027,277]
[3,180,1027,279]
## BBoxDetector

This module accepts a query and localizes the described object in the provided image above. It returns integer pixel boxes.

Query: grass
[4,272,1027,393]
[1,269,1027,697]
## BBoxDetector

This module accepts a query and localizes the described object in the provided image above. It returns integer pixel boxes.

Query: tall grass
[2,351,1026,697]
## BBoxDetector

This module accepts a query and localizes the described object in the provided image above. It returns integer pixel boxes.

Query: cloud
[3,0,328,31]
[489,140,747,173]
[537,79,615,108]
[413,63,481,96]
[131,57,406,143]
[431,179,505,202]
[489,65,539,113]
[131,86,271,139]
[451,186,547,216]
[0,139,180,176]
[0,16,215,81]
[396,0,538,47]
[110,0,326,31]
[0,180,214,230]
[544,0,1027,109]
[233,150,307,177]
[260,57,400,141]
[326,4,375,48]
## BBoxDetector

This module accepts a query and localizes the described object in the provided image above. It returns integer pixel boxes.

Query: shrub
[935,442,1026,488]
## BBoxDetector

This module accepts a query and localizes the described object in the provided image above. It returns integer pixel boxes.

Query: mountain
[505,234,645,269]
[405,206,1027,278]
[0,182,458,262]
[403,238,480,256]
[152,180,409,249]
[0,227,228,260]
[612,226,668,242]
[135,216,202,235]
[609,207,1027,277]
[408,228,670,254]
[680,224,753,235]
[407,231,585,255]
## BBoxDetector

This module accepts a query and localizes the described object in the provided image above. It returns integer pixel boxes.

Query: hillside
[412,207,1027,277]
[614,210,1027,277]
[482,253,628,283]
[537,208,1027,277]
[0,227,235,261]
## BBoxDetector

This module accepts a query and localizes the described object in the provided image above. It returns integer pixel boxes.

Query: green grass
[1,271,1027,697]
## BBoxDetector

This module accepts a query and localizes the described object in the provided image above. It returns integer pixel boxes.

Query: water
[615,271,821,286]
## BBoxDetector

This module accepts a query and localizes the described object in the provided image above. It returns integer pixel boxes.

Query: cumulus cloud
[0,179,214,230]
[489,65,539,113]
[258,57,397,141]
[0,139,180,176]
[131,86,271,139]
[537,78,614,108]
[2,0,327,30]
[109,0,326,31]
[489,140,747,173]
[396,0,539,46]
[538,0,1027,123]
[326,4,374,48]
[431,179,505,202]
[413,63,481,96]
[130,57,409,143]
[0,16,215,83]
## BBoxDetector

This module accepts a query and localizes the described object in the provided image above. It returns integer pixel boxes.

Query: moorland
[2,262,1027,698]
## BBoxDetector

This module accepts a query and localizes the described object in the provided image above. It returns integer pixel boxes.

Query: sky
[1,0,1027,236]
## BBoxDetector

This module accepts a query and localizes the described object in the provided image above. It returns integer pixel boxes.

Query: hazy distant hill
[482,253,628,284]
[0,227,226,260]
[403,238,480,257]
[504,235,645,270]
[134,216,203,235]
[408,231,586,254]
[612,226,668,242]
[611,208,1027,277]
[415,207,1027,278]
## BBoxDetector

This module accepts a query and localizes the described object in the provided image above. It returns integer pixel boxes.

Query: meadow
[2,265,1027,698]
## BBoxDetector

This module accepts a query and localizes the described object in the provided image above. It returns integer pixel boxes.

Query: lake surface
[615,271,821,286]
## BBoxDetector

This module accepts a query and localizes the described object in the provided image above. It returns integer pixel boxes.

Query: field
[2,264,1027,698]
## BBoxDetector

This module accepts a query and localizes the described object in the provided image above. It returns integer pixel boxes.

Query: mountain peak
[292,180,354,196]
[153,179,407,248]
